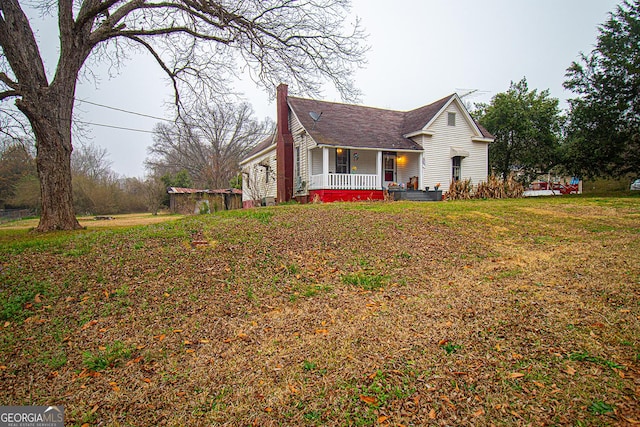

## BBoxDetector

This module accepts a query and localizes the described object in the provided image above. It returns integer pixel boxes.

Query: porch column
[322,147,329,188]
[376,151,382,189]
[418,152,424,191]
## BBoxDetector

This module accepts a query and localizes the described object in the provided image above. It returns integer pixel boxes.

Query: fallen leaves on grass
[360,395,377,405]
[1,198,638,426]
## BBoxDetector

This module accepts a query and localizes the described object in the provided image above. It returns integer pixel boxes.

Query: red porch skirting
[309,189,385,203]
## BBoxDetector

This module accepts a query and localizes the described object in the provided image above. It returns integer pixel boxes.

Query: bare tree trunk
[35,127,80,231]
[17,92,82,231]
[1,0,83,231]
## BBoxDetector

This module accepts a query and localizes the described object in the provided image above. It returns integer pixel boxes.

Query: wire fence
[0,209,36,223]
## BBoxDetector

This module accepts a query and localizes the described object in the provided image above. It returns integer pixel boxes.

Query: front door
[336,148,350,174]
[383,152,396,187]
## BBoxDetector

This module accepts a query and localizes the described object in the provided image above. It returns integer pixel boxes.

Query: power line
[74,118,273,139]
[71,98,273,135]
[1,105,273,139]
[75,98,174,122]
[74,119,157,134]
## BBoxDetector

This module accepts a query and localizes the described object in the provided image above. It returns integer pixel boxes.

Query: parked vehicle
[631,178,640,191]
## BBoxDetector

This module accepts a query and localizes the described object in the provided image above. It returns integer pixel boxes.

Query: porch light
[336,148,343,154]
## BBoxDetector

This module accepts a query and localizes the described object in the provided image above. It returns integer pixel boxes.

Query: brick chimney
[276,83,294,203]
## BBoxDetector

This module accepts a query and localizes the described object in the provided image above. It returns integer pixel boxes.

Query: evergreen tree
[564,0,640,178]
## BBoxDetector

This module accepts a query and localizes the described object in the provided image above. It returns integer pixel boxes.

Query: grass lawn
[1,196,638,426]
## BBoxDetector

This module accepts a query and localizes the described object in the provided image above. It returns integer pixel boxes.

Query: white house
[240,84,494,207]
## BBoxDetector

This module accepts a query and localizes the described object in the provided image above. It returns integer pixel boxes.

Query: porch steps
[391,190,442,202]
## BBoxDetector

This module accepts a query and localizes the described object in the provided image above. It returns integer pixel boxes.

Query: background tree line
[0,97,268,215]
[0,139,146,214]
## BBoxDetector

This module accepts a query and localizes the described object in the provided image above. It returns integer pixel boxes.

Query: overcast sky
[25,0,621,177]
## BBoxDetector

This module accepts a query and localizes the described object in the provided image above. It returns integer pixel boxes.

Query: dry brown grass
[1,196,638,426]
[0,212,182,231]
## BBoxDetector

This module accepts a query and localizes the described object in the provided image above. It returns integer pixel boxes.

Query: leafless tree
[0,0,367,231]
[71,141,114,181]
[146,100,271,189]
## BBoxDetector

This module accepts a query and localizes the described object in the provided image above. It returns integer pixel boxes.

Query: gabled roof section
[403,93,494,141]
[288,97,422,151]
[240,132,276,164]
[401,94,454,135]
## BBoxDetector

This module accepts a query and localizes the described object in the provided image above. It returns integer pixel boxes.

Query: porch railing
[310,173,380,190]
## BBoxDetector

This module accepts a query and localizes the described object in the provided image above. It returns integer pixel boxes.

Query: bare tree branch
[75,0,121,30]
[117,27,232,43]
[0,90,18,101]
[0,72,18,89]
[146,99,272,189]
[0,0,366,230]
[123,34,181,107]
[0,0,48,88]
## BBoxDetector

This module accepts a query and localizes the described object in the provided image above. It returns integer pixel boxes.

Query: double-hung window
[452,156,461,181]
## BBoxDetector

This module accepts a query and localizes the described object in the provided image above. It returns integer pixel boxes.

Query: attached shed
[167,187,242,214]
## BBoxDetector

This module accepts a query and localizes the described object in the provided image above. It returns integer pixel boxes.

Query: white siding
[309,148,322,175]
[241,148,277,202]
[352,149,377,174]
[328,149,337,173]
[310,147,323,175]
[397,152,421,188]
[290,112,314,195]
[421,100,488,192]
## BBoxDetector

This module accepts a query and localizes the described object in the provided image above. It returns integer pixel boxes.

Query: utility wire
[74,119,157,134]
[75,98,174,122]
[74,118,273,139]
[1,103,273,139]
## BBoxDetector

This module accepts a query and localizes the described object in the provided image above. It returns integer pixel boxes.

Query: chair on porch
[407,176,418,191]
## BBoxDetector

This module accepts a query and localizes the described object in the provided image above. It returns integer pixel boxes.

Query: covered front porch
[308,147,423,191]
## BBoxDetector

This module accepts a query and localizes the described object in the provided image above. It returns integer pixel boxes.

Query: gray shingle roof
[243,132,276,160]
[242,93,494,160]
[289,96,424,151]
[401,95,452,135]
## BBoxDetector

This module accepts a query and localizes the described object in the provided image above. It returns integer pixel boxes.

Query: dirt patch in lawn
[1,199,638,426]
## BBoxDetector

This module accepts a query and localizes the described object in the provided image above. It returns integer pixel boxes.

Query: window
[336,148,349,173]
[452,156,461,181]
[448,112,456,126]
